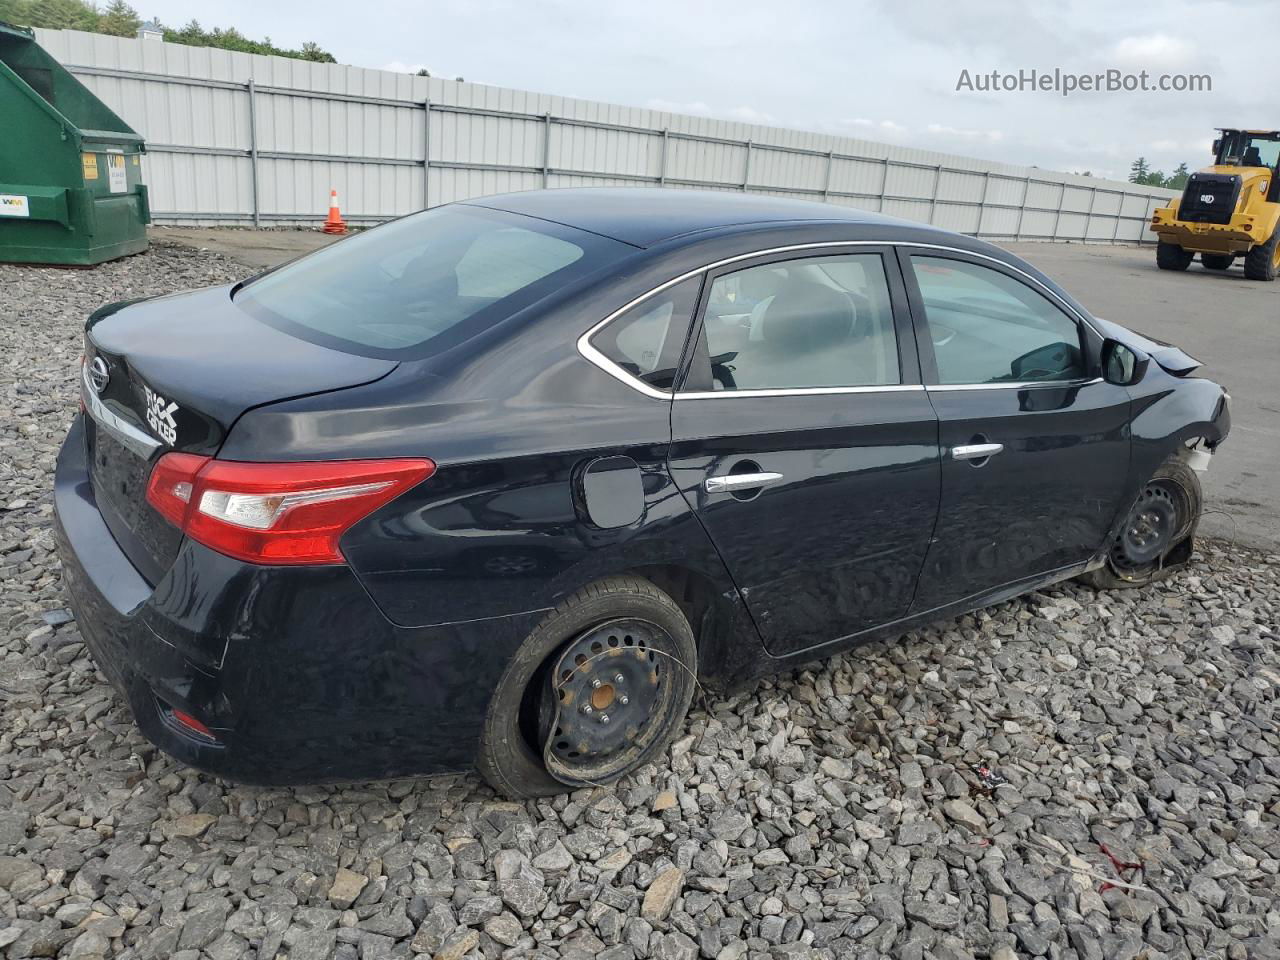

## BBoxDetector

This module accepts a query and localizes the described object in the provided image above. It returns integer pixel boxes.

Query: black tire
[1244,228,1280,281]
[1156,242,1194,271]
[1201,253,1234,271]
[477,576,697,798]
[1080,457,1202,590]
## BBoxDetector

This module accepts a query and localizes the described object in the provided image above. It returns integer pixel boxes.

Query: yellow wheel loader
[1150,129,1280,280]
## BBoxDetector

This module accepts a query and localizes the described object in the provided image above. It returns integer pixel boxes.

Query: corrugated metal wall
[34,28,1176,240]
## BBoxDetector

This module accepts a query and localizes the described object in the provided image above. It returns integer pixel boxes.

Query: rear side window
[688,253,901,392]
[589,277,701,390]
[910,257,1085,385]
[235,205,630,359]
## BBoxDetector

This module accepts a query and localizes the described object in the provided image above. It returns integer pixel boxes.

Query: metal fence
[35,28,1175,241]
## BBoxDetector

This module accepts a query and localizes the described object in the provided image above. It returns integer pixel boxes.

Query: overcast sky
[143,0,1275,182]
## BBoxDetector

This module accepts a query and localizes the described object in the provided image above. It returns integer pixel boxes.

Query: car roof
[463,187,918,248]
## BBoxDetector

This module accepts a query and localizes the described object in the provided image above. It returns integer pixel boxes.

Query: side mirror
[1101,339,1149,386]
[1212,138,1222,156]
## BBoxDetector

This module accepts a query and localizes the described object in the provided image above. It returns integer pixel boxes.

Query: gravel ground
[2,242,1279,960]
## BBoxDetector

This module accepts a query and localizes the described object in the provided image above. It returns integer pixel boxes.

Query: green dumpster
[0,21,149,266]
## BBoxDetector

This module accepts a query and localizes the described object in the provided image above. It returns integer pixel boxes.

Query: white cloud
[927,123,1005,142]
[382,59,432,75]
[728,105,776,125]
[645,98,713,116]
[1111,33,1197,69]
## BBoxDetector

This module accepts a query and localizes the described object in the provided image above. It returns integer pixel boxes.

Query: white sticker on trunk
[144,386,179,445]
[108,155,127,194]
[0,194,30,217]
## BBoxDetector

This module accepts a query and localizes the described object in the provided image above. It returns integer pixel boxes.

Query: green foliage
[97,0,137,36]
[1,0,97,30]
[161,20,335,61]
[1130,156,1188,189]
[0,0,336,62]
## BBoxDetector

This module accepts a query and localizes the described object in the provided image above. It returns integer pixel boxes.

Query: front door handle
[952,442,1004,461]
[704,471,784,494]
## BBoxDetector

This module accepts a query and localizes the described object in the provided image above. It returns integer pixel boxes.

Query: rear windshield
[234,205,632,359]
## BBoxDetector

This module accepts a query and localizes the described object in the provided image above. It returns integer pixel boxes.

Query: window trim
[577,240,1101,400]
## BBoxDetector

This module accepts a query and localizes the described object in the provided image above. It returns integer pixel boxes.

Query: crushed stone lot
[1,242,1279,960]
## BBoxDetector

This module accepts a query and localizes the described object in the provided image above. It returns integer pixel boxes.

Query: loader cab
[1214,129,1280,199]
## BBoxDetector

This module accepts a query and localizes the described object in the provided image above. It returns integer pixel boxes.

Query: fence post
[1051,182,1066,240]
[879,157,890,211]
[659,128,669,185]
[976,170,990,237]
[822,149,834,201]
[1084,185,1097,242]
[742,140,752,191]
[927,164,942,224]
[1014,176,1030,241]
[246,78,260,228]
[422,99,431,210]
[1113,193,1126,242]
[545,114,555,188]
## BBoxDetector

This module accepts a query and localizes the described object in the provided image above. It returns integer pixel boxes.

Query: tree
[1,0,338,62]
[300,41,335,63]
[1165,162,1191,190]
[19,0,98,30]
[97,0,140,36]
[1129,157,1151,184]
[416,67,431,77]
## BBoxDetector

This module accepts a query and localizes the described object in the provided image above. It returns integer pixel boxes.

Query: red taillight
[145,455,434,565]
[171,708,213,739]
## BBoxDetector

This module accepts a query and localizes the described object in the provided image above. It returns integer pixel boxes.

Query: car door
[666,247,941,657]
[899,248,1133,612]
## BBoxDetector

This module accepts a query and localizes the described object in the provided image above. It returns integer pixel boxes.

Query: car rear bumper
[54,414,545,784]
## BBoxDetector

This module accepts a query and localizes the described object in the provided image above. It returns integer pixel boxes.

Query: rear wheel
[1201,253,1234,271]
[1080,458,1201,590]
[477,576,697,798]
[1156,242,1194,271]
[1244,228,1280,281]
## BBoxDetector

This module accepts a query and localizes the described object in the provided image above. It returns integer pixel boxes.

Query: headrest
[759,278,854,351]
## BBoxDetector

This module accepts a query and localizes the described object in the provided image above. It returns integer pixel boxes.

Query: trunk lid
[82,285,397,583]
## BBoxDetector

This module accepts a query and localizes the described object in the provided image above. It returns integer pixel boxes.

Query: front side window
[1218,132,1280,168]
[910,257,1085,385]
[235,205,630,359]
[589,278,702,390]
[689,253,901,392]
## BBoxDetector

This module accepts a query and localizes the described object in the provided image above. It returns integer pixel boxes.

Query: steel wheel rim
[535,618,684,786]
[1108,478,1191,579]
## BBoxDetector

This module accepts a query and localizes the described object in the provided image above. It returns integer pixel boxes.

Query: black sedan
[54,188,1230,796]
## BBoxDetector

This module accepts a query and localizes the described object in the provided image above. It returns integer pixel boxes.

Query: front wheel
[1080,457,1202,590]
[1244,228,1280,281]
[1156,241,1194,271]
[1201,253,1234,271]
[477,576,697,797]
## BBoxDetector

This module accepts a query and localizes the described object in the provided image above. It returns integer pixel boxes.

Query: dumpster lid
[0,21,34,40]
[0,20,143,149]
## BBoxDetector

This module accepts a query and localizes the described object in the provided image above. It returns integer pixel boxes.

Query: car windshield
[234,205,631,359]
[1218,132,1280,168]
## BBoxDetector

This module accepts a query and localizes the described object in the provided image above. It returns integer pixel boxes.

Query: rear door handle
[704,472,784,494]
[951,442,1004,461]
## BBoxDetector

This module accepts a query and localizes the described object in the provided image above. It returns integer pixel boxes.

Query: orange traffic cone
[323,189,347,235]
